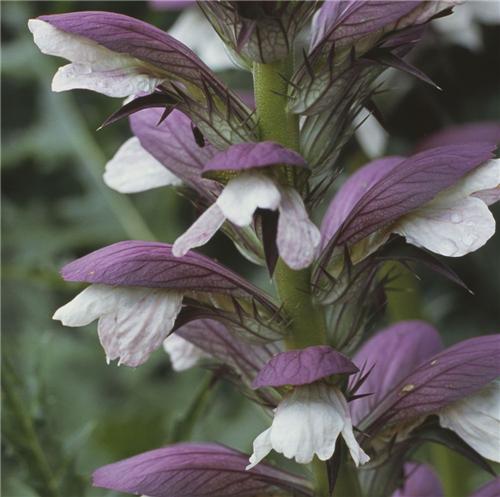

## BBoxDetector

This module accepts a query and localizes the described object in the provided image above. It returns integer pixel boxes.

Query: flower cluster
[30,2,499,497]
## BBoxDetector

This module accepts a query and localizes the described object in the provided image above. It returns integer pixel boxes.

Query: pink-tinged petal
[350,321,443,425]
[92,443,312,497]
[130,109,219,199]
[203,141,307,175]
[53,284,183,367]
[415,121,500,152]
[216,174,281,227]
[97,287,183,367]
[470,478,500,497]
[475,187,500,206]
[175,319,279,384]
[362,334,500,432]
[172,204,225,257]
[277,187,321,270]
[103,136,181,193]
[321,144,496,249]
[253,345,358,389]
[392,463,443,497]
[60,240,275,308]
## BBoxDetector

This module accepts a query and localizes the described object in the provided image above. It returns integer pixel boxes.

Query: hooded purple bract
[253,345,358,389]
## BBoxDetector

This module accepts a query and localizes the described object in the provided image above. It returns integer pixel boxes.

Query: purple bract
[92,443,312,497]
[203,141,307,175]
[253,345,358,389]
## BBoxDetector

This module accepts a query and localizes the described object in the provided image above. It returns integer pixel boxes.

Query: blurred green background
[1,2,499,497]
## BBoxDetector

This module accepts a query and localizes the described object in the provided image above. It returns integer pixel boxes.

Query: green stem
[253,59,326,349]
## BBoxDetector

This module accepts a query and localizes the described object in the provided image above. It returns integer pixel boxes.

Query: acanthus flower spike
[248,346,369,469]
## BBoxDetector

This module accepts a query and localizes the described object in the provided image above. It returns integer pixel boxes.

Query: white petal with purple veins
[163,334,208,371]
[172,204,226,257]
[247,383,369,469]
[394,196,495,257]
[439,379,500,462]
[217,174,281,227]
[104,137,181,193]
[277,187,321,270]
[53,284,183,367]
[28,19,163,98]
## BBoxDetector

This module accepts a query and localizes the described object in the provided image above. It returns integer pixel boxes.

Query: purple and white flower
[248,346,369,468]
[350,321,500,463]
[172,141,321,270]
[53,241,280,367]
[320,144,499,265]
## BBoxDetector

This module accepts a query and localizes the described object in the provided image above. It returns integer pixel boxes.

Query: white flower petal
[246,428,273,470]
[162,334,208,372]
[248,384,369,468]
[172,204,226,257]
[277,187,321,270]
[439,379,500,463]
[28,19,163,98]
[216,174,281,227]
[394,195,495,257]
[452,159,500,200]
[54,284,183,367]
[103,137,181,193]
[53,284,117,326]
